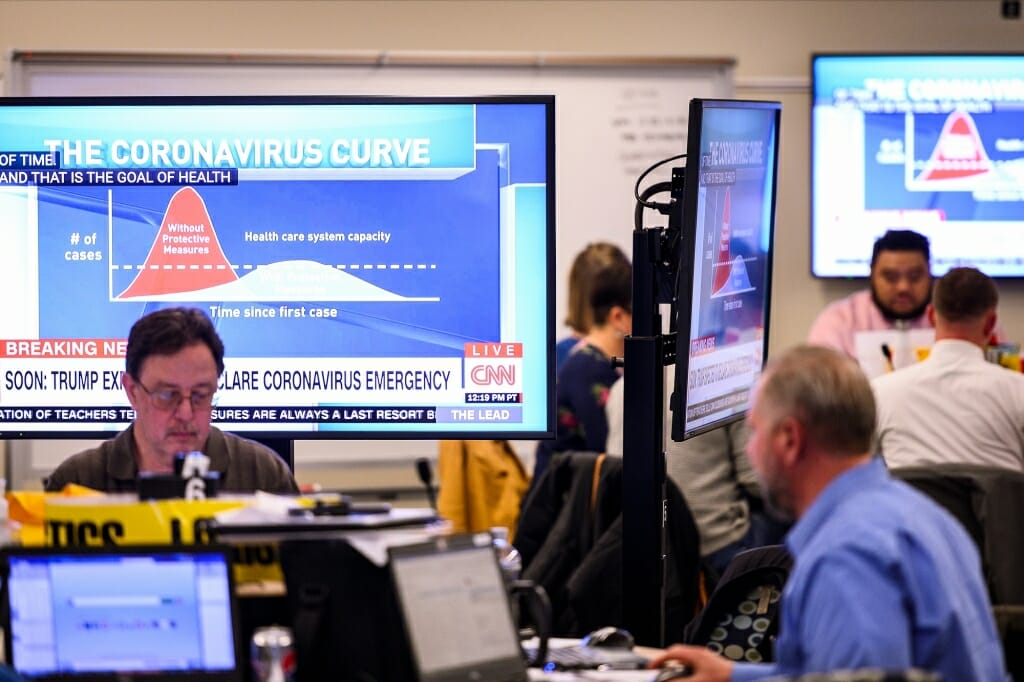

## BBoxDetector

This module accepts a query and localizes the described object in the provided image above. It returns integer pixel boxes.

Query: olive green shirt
[44,425,299,495]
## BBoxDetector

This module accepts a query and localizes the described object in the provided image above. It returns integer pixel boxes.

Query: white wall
[3,0,1022,352]
[2,0,1023,485]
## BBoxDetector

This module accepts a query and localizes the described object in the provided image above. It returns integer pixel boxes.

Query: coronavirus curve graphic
[712,188,733,293]
[709,187,755,299]
[112,186,439,303]
[118,187,238,299]
[917,110,993,183]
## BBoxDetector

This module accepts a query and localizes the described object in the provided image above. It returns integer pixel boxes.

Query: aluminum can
[251,625,296,682]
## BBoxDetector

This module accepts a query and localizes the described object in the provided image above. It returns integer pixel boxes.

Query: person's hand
[647,644,733,682]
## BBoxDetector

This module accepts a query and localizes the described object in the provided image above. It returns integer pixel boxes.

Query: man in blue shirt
[650,345,1008,681]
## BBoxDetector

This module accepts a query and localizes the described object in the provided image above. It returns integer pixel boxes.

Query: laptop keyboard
[533,645,648,670]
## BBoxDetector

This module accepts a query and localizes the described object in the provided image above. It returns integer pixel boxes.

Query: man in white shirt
[872,267,1024,472]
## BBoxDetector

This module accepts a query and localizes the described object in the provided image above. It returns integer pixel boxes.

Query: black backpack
[683,544,792,664]
[278,538,416,682]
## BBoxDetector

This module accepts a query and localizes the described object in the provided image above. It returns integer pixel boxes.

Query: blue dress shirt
[731,458,1008,681]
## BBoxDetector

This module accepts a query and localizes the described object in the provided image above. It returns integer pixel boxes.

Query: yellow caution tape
[42,495,282,584]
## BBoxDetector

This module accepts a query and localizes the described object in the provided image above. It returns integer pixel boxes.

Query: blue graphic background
[690,106,777,344]
[38,150,502,358]
[863,111,1024,222]
[0,100,553,436]
[0,103,477,169]
[29,103,549,361]
[813,55,1024,276]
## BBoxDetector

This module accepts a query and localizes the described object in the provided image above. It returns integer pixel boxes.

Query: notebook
[388,534,529,682]
[1,544,243,682]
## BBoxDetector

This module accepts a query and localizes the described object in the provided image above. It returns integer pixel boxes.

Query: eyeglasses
[134,381,216,412]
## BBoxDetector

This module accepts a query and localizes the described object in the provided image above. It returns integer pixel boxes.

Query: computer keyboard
[532,644,649,671]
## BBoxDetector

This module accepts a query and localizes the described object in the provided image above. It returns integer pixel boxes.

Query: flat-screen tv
[671,98,781,441]
[812,53,1024,278]
[0,95,555,440]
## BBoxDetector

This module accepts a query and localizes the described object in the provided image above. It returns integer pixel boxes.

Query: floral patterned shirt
[533,343,622,482]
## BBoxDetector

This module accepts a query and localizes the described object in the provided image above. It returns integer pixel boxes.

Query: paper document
[854,328,935,379]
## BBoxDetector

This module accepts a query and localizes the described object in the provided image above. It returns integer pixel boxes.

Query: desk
[209,510,443,682]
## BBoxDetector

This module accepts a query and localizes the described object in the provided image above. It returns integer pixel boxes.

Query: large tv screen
[812,53,1024,278]
[0,95,555,440]
[671,98,780,441]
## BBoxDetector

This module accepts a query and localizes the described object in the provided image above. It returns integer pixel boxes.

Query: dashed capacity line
[110,263,438,270]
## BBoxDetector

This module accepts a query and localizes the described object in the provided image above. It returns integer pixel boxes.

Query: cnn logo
[469,363,517,387]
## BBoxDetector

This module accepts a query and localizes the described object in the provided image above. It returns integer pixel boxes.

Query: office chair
[891,463,1024,682]
[890,463,1024,604]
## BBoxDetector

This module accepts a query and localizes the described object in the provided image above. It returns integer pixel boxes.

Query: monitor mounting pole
[621,167,683,647]
[253,436,295,472]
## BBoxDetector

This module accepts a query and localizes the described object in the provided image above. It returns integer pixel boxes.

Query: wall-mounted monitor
[671,98,781,441]
[0,95,555,440]
[812,53,1024,278]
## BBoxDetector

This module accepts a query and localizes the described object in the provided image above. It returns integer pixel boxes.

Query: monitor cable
[633,152,686,225]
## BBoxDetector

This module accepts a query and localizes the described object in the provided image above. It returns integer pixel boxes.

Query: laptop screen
[2,545,241,682]
[388,535,528,682]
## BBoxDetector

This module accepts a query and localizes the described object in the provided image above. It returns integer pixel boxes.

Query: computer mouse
[652,665,693,681]
[580,625,635,649]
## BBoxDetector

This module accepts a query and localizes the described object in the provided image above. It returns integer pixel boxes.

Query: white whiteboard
[3,49,733,482]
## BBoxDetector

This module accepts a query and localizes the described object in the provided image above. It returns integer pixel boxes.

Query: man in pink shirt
[808,230,933,358]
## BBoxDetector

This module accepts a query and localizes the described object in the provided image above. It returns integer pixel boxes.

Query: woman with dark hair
[556,242,630,372]
[535,258,633,483]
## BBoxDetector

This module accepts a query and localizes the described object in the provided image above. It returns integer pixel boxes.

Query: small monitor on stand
[671,98,782,442]
[620,98,782,644]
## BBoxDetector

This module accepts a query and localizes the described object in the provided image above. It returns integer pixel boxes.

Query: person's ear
[982,310,998,340]
[773,416,804,468]
[122,373,139,408]
[926,303,936,326]
[610,305,630,334]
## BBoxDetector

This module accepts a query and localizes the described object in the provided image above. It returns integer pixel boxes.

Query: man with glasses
[45,307,298,494]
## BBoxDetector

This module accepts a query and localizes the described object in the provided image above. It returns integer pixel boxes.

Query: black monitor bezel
[671,97,781,442]
[387,534,528,682]
[809,51,1024,279]
[0,543,244,682]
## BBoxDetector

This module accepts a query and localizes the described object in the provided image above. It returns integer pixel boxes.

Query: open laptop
[388,534,529,682]
[1,544,243,682]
